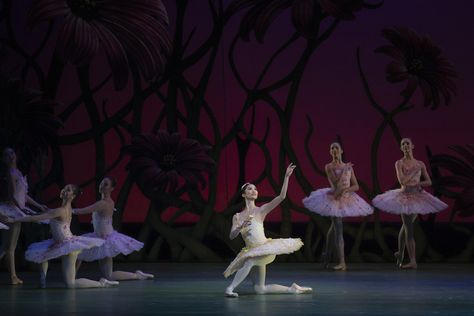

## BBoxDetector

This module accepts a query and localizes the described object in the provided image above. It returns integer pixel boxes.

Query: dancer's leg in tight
[75,259,82,273]
[62,251,115,288]
[1,223,22,284]
[40,261,48,288]
[225,255,311,296]
[332,217,346,270]
[253,255,312,294]
[225,259,255,297]
[401,214,417,269]
[395,225,406,266]
[322,221,335,268]
[99,257,153,280]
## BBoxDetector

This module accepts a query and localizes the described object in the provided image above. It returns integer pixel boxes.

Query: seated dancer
[373,138,447,269]
[224,163,312,297]
[303,142,373,271]
[0,147,48,285]
[8,184,118,288]
[74,177,153,281]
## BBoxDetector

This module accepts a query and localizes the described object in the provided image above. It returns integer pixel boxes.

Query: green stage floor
[1,263,473,315]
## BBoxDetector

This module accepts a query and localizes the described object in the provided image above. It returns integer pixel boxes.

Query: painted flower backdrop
[0,0,472,263]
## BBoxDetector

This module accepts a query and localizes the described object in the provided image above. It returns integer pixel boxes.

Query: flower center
[67,0,98,20]
[407,58,423,73]
[160,154,176,170]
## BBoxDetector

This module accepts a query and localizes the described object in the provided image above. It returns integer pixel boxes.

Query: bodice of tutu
[11,169,27,208]
[92,212,114,237]
[333,164,351,189]
[50,219,73,242]
[241,217,267,248]
[401,163,421,187]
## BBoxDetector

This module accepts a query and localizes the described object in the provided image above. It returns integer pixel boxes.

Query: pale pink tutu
[223,238,303,278]
[302,188,374,217]
[0,203,27,220]
[78,231,144,261]
[25,236,105,263]
[372,187,448,215]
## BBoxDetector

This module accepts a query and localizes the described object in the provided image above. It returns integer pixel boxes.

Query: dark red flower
[125,131,215,195]
[430,145,474,217]
[226,0,381,42]
[28,0,171,90]
[0,75,62,157]
[375,27,457,109]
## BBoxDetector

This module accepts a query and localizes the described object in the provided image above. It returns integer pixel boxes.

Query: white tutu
[372,187,448,215]
[223,238,303,278]
[0,222,8,230]
[303,188,374,217]
[78,231,144,261]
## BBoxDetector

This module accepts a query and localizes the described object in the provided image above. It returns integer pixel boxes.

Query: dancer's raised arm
[259,163,296,217]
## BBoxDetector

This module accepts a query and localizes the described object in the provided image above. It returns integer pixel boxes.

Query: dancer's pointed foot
[394,251,403,266]
[10,275,23,285]
[332,263,347,271]
[225,287,238,298]
[401,262,417,269]
[136,270,154,280]
[289,283,312,294]
[99,278,119,287]
[320,252,330,269]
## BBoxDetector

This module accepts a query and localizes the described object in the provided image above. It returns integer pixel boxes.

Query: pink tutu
[25,236,105,263]
[223,238,303,278]
[302,188,374,217]
[78,231,144,261]
[372,187,448,215]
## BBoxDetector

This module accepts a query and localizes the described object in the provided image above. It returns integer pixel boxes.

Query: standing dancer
[74,177,153,280]
[303,142,373,271]
[224,163,312,297]
[0,147,47,284]
[9,184,117,288]
[373,138,447,269]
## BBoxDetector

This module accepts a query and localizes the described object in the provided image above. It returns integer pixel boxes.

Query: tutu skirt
[0,204,27,220]
[372,187,447,215]
[25,236,105,263]
[78,231,144,261]
[302,188,374,217]
[223,238,303,278]
[0,222,8,230]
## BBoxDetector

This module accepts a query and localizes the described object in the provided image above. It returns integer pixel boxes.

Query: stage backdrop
[1,0,473,263]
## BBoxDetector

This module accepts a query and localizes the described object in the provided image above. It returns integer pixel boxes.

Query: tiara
[241,182,251,190]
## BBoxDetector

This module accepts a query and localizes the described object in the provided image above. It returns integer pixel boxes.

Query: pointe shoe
[10,275,23,285]
[99,278,119,287]
[225,287,238,298]
[136,270,154,280]
[290,283,312,294]
[332,263,347,271]
[401,262,417,270]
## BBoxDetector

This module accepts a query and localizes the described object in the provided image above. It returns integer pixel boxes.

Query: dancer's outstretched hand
[285,163,296,178]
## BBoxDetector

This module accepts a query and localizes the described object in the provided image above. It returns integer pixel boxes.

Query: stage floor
[1,263,473,315]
